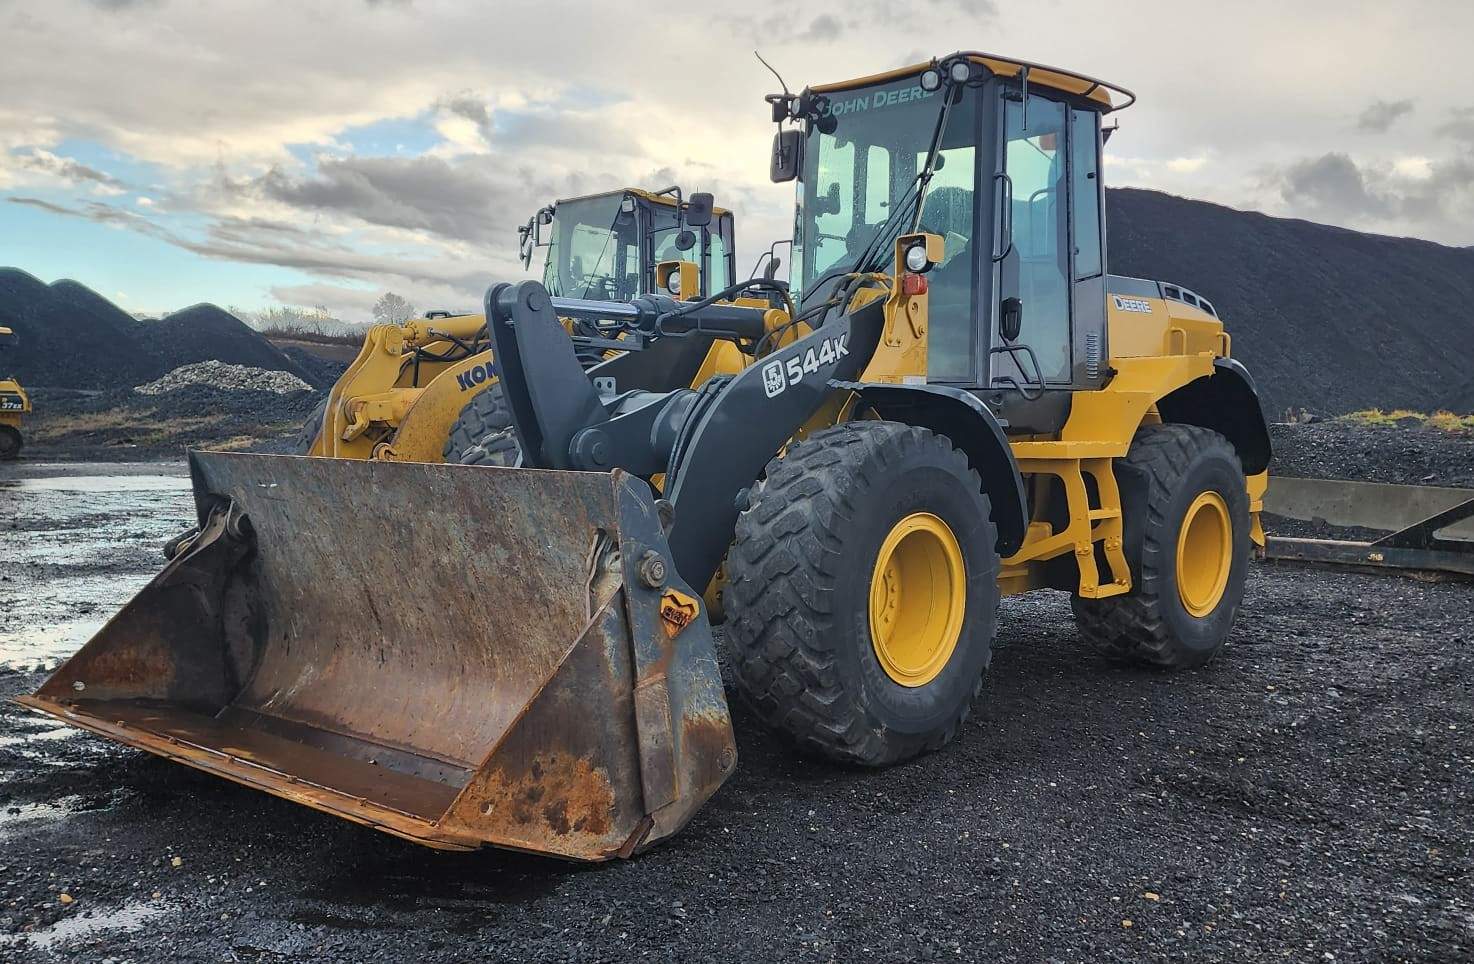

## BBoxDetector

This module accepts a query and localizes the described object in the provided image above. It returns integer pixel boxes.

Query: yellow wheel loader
[0,326,30,460]
[294,186,738,465]
[19,52,1271,861]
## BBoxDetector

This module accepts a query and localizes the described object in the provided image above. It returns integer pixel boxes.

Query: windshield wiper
[798,85,959,313]
[858,85,957,275]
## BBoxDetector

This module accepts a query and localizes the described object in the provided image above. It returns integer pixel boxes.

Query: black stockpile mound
[1107,189,1474,416]
[0,269,154,389]
[0,270,310,389]
[139,304,309,381]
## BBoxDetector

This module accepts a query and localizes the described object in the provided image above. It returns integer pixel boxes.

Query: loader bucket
[15,451,736,860]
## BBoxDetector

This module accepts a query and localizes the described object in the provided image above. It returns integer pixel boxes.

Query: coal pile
[136,361,312,396]
[0,269,153,389]
[137,304,308,379]
[1108,188,1474,416]
[0,269,310,390]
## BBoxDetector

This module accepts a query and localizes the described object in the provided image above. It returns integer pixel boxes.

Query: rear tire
[0,425,20,461]
[446,383,519,466]
[1072,423,1249,669]
[725,421,999,766]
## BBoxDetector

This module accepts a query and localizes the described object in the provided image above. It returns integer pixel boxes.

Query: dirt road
[1,463,1470,962]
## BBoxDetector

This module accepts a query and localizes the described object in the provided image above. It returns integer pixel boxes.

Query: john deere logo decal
[1113,295,1153,314]
[761,360,788,398]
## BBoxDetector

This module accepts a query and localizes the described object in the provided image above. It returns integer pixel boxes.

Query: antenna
[754,50,791,96]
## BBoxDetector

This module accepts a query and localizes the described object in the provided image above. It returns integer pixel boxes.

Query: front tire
[446,383,519,466]
[725,421,1000,766]
[1072,423,1250,668]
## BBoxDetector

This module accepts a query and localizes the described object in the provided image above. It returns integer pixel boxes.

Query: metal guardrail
[1262,476,1474,578]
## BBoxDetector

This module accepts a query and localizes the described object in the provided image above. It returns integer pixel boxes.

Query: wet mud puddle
[0,462,193,671]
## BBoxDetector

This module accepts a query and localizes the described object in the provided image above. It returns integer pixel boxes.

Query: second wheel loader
[20,51,1271,861]
[293,186,737,465]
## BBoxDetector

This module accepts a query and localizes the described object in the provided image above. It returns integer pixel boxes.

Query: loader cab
[529,190,736,301]
[787,57,1118,432]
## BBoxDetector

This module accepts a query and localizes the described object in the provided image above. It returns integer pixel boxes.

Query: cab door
[994,92,1072,391]
[990,89,1109,419]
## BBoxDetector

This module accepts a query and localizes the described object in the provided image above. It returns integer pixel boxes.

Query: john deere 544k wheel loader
[19,51,1271,861]
[293,185,737,466]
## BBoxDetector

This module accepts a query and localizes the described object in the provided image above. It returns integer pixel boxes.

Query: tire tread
[726,421,993,766]
[1073,423,1244,669]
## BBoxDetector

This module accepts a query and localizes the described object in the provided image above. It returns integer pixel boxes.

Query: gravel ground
[0,464,1469,961]
[20,387,321,461]
[1,429,1470,962]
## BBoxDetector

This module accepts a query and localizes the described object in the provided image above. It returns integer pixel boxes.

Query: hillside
[1106,188,1474,415]
[0,269,313,390]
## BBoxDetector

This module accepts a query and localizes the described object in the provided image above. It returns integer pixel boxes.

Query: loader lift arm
[486,280,889,589]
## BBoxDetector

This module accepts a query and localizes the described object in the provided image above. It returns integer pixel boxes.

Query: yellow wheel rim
[868,512,966,688]
[1176,491,1232,618]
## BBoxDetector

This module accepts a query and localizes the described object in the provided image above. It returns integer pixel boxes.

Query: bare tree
[372,292,416,326]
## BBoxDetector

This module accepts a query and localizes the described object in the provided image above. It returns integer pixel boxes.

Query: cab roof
[811,51,1135,113]
[554,187,732,218]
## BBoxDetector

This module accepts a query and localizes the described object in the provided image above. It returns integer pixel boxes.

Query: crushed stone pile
[135,360,312,396]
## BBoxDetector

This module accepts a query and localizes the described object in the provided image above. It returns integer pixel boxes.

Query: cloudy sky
[2,0,1471,319]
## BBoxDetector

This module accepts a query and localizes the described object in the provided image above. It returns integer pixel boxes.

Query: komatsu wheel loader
[293,186,737,465]
[19,52,1271,861]
[0,326,30,460]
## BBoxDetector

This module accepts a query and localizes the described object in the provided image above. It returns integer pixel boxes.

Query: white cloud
[7,0,1474,312]
[1393,156,1433,180]
[1166,155,1208,174]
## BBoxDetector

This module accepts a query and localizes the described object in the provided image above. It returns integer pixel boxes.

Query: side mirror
[518,221,537,268]
[1000,297,1024,342]
[770,129,803,183]
[685,192,713,228]
[674,229,696,252]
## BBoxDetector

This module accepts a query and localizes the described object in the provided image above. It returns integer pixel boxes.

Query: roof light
[919,68,942,92]
[948,60,972,84]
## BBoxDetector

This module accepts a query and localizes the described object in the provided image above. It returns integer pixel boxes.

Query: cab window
[707,226,728,295]
[1070,109,1103,281]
